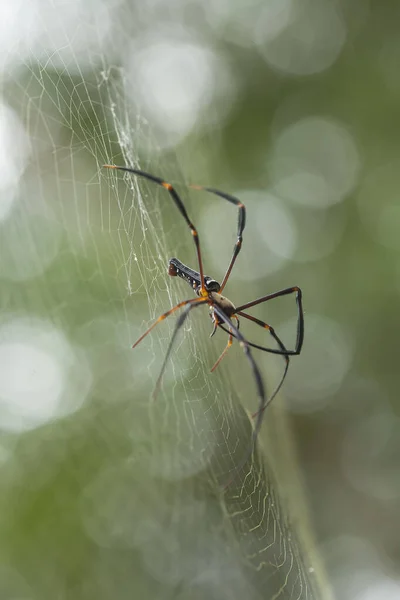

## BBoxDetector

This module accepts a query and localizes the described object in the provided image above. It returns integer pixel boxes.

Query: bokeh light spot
[256,0,347,76]
[0,317,92,432]
[357,162,400,251]
[0,101,31,222]
[269,116,361,209]
[342,411,400,500]
[0,212,63,281]
[280,314,354,411]
[127,34,236,147]
[201,190,295,282]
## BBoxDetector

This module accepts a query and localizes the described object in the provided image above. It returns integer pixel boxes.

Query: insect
[104,164,304,478]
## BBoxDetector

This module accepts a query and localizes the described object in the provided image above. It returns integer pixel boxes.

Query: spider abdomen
[209,292,236,317]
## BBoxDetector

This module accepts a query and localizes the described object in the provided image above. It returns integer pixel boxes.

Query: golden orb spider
[104,164,304,478]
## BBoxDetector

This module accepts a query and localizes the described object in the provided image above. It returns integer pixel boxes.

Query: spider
[104,164,304,477]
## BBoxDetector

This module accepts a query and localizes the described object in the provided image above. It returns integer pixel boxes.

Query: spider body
[104,164,304,482]
[208,291,236,318]
[168,257,235,317]
[168,257,221,294]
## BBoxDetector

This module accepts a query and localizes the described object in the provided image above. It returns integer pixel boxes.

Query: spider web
[0,4,329,600]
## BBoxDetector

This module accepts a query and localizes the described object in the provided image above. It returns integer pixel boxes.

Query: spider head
[193,277,221,296]
[204,277,221,293]
[192,277,220,296]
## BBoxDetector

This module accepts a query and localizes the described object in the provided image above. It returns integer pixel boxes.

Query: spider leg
[234,312,289,419]
[235,312,292,355]
[210,316,239,372]
[235,286,304,355]
[218,315,289,417]
[104,165,206,293]
[218,319,288,356]
[132,298,205,349]
[190,185,246,292]
[212,305,267,483]
[210,334,233,372]
[153,299,208,400]
[209,321,218,338]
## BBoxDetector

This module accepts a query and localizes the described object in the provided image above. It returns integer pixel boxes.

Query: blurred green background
[1,1,399,599]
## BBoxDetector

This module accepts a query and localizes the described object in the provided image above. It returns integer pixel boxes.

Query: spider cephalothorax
[104,164,304,481]
[168,257,235,317]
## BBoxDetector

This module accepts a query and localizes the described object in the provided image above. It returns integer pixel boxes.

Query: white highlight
[257,0,347,76]
[255,192,297,260]
[204,0,293,49]
[127,34,236,146]
[0,102,31,221]
[357,162,400,252]
[0,317,92,432]
[285,205,346,263]
[201,191,296,282]
[353,579,400,600]
[81,462,163,550]
[0,0,112,72]
[255,0,294,44]
[269,116,361,209]
[0,211,63,282]
[0,342,64,431]
[342,411,400,500]
[282,314,354,411]
[323,535,399,600]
